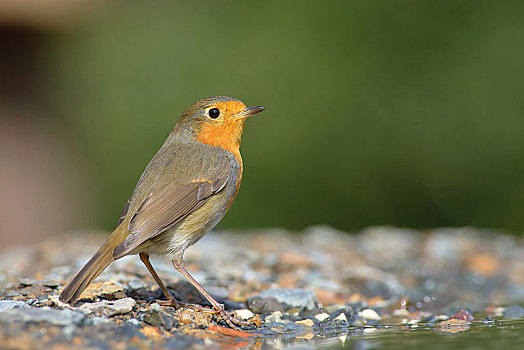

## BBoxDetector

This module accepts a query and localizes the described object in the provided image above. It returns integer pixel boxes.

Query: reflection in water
[239,318,524,349]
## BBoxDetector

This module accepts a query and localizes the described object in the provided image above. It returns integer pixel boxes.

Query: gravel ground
[0,226,523,349]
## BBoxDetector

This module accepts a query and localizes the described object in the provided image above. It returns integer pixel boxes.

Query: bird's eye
[207,108,220,119]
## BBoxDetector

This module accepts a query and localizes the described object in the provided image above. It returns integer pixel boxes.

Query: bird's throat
[196,119,244,172]
[196,120,245,210]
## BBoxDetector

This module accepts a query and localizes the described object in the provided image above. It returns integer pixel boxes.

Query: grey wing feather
[113,165,229,258]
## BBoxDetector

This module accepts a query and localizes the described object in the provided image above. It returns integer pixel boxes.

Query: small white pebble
[315,312,330,322]
[126,319,141,326]
[419,311,433,319]
[436,314,449,320]
[492,307,504,316]
[358,309,381,320]
[265,311,283,323]
[234,309,254,320]
[392,309,409,317]
[334,312,347,322]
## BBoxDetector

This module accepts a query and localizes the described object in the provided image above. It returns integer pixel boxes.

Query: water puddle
[243,317,524,349]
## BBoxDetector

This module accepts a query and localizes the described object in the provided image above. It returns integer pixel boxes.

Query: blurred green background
[2,0,524,244]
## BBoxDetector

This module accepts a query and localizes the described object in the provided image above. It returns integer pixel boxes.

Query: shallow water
[344,319,524,350]
[248,317,524,349]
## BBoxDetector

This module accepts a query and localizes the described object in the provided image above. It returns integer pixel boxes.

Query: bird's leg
[171,259,258,330]
[138,253,217,314]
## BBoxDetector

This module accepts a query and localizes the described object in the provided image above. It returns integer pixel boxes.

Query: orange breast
[196,117,245,210]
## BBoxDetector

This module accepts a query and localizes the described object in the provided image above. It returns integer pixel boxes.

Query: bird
[59,96,264,329]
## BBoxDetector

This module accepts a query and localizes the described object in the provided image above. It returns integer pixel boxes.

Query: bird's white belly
[143,195,229,261]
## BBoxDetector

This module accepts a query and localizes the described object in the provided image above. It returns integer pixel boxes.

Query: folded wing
[113,165,229,258]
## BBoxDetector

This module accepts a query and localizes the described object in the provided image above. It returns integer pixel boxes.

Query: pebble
[487,307,504,317]
[265,311,285,323]
[333,312,347,322]
[247,296,285,313]
[315,312,330,322]
[329,307,354,321]
[127,280,145,290]
[0,307,85,326]
[0,300,30,312]
[18,278,40,287]
[79,297,136,317]
[325,304,350,313]
[358,309,381,320]
[450,309,474,322]
[482,316,495,325]
[167,281,208,305]
[438,318,470,333]
[295,319,314,327]
[142,303,175,330]
[126,318,142,326]
[175,308,212,327]
[233,309,254,320]
[249,288,318,312]
[79,281,123,300]
[393,309,409,317]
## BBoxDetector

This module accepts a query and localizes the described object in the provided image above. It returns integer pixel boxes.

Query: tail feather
[59,247,115,304]
[60,226,129,304]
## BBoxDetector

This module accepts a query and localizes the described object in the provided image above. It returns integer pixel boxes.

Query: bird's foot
[156,294,261,330]
[157,295,218,314]
[216,307,262,330]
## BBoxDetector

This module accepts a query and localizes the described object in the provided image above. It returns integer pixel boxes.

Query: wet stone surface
[0,226,523,349]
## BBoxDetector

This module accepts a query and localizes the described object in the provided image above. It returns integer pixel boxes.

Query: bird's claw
[158,296,218,314]
[217,310,262,330]
[156,295,261,330]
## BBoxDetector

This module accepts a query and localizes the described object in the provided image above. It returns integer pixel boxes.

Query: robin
[59,96,264,329]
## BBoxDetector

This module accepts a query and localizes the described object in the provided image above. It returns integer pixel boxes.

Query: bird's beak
[234,106,265,120]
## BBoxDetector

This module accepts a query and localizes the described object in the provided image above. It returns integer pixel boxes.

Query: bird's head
[174,96,264,154]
